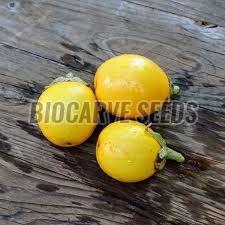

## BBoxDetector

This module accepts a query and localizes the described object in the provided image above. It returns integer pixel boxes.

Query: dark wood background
[0,0,225,224]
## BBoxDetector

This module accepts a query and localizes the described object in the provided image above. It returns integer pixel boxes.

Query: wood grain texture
[0,0,225,224]
[0,0,225,114]
[127,0,225,28]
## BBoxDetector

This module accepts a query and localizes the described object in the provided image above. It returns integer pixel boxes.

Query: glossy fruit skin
[96,120,161,182]
[36,82,98,147]
[94,54,170,118]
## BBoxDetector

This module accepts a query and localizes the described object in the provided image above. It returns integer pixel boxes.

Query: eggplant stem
[149,131,185,165]
[169,78,180,96]
[159,147,185,163]
[171,84,180,95]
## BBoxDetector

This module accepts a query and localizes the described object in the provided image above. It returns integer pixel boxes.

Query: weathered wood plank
[0,40,225,224]
[127,0,225,27]
[0,1,225,224]
[0,0,225,114]
[1,114,225,225]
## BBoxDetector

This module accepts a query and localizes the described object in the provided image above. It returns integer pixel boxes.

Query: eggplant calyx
[46,72,88,88]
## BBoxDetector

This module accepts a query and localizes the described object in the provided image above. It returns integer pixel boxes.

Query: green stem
[171,84,180,95]
[65,72,74,78]
[170,83,180,96]
[159,147,185,163]
[169,78,180,96]
[149,131,185,167]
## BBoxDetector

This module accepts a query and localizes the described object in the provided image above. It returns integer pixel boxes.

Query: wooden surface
[0,0,225,224]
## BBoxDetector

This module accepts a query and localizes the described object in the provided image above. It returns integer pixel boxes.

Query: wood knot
[9,2,15,8]
[36,183,59,192]
[195,19,218,28]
